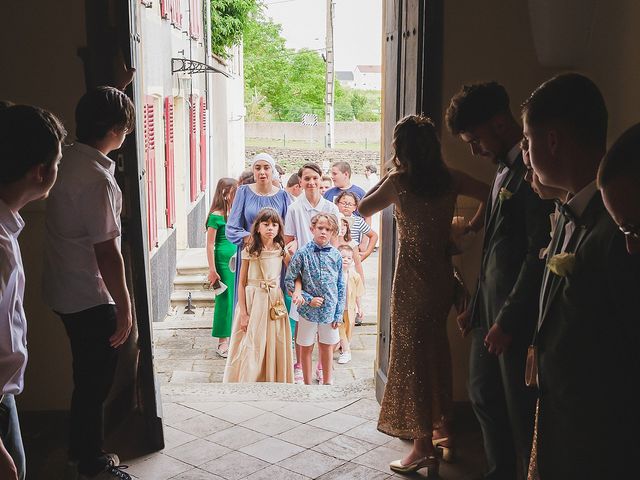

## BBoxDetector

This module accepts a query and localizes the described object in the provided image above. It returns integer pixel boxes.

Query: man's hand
[109,306,132,348]
[456,309,472,337]
[484,323,512,355]
[0,438,18,480]
[309,297,324,307]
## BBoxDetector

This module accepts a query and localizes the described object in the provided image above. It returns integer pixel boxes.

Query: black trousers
[59,304,118,474]
[468,327,536,480]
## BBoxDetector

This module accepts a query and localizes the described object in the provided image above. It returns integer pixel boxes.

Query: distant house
[336,70,355,88]
[354,64,381,90]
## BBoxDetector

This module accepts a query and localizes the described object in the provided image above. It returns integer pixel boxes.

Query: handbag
[257,255,288,322]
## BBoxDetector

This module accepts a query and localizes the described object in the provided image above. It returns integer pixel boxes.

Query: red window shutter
[176,0,183,28]
[144,97,158,250]
[164,97,176,228]
[189,0,201,40]
[160,0,169,19]
[199,97,207,192]
[189,94,198,202]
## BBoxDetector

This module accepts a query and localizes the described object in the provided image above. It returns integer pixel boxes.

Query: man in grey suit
[598,122,640,255]
[446,82,554,479]
[523,73,640,478]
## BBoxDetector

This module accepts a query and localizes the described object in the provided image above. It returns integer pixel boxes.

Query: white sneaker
[338,351,351,364]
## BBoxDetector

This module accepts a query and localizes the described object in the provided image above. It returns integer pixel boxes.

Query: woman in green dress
[206,178,238,357]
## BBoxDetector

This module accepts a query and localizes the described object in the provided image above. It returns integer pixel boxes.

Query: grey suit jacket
[470,154,555,342]
[535,192,640,479]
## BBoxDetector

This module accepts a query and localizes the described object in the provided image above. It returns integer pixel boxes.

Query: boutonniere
[547,252,576,277]
[498,188,513,201]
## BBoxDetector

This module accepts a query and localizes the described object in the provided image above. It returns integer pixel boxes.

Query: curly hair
[445,82,510,135]
[392,115,452,198]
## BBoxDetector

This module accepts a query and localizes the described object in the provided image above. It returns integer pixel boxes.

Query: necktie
[558,203,577,224]
[314,246,332,253]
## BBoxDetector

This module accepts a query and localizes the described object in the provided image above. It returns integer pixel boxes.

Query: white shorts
[296,317,340,346]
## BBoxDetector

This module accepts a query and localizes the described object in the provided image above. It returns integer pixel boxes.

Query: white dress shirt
[43,143,123,314]
[0,199,28,395]
[491,144,522,211]
[284,194,340,247]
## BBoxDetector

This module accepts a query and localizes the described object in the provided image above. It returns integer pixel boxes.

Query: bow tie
[314,246,332,253]
[558,203,577,223]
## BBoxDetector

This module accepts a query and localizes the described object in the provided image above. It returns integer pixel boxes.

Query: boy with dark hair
[523,73,640,478]
[0,102,66,480]
[446,81,554,479]
[598,122,640,254]
[285,172,301,201]
[43,86,134,480]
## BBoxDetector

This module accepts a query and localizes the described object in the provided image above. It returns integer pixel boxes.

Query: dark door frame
[81,0,164,455]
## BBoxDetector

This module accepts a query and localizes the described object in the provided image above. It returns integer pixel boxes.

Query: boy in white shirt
[43,87,135,480]
[0,102,66,480]
[284,162,339,383]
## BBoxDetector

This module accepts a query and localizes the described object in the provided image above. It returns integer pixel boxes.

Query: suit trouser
[59,304,118,475]
[469,327,536,480]
[0,394,26,480]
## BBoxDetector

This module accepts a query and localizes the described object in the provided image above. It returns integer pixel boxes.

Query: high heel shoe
[433,436,455,462]
[389,455,439,476]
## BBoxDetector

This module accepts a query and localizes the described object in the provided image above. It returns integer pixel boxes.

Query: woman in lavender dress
[226,153,290,308]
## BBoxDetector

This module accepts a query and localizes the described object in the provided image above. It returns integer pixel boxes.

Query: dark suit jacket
[536,193,640,479]
[470,154,555,343]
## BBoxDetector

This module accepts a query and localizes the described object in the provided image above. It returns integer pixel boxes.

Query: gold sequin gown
[377,175,456,439]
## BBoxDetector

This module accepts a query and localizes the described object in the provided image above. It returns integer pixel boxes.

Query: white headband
[251,153,279,180]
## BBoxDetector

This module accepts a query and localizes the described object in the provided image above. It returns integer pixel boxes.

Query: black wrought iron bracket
[171,58,231,78]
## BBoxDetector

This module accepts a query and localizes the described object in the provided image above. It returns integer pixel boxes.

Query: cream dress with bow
[223,247,294,383]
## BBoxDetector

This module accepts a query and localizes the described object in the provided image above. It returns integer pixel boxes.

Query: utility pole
[325,0,335,148]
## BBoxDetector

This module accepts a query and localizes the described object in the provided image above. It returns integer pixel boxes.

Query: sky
[262,0,382,72]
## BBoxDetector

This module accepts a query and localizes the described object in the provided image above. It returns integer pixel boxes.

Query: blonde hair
[310,213,339,233]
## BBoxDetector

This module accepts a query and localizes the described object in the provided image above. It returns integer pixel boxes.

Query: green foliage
[210,0,259,58]
[242,9,380,122]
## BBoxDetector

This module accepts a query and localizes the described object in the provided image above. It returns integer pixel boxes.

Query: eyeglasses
[619,224,640,240]
[338,202,356,208]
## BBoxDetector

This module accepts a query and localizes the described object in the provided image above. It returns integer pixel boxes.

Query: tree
[210,0,259,58]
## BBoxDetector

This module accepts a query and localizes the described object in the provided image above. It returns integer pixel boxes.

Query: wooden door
[376,0,443,402]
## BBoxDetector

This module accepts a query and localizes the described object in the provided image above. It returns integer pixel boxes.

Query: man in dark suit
[523,73,640,478]
[446,82,554,479]
[598,122,640,255]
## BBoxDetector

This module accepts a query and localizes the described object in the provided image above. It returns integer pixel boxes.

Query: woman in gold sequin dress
[360,115,488,476]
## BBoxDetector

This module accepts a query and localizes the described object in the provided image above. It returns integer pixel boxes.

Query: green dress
[206,213,236,337]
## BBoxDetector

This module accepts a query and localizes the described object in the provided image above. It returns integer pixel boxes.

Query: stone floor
[122,252,486,479]
[124,387,486,480]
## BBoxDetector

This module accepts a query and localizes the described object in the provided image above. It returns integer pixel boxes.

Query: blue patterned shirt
[285,241,346,324]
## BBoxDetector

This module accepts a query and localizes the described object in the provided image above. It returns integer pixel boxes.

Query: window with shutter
[199,96,207,192]
[171,0,182,28]
[160,0,169,19]
[189,0,201,40]
[189,94,198,202]
[164,97,176,228]
[144,96,159,250]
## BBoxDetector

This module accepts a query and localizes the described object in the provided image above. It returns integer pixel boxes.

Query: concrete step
[170,290,216,308]
[176,248,209,276]
[174,274,209,291]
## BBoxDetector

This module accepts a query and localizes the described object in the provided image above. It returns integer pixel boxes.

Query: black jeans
[468,327,536,480]
[59,304,118,475]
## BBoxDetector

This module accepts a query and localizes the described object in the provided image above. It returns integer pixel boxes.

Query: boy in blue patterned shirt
[285,213,345,385]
